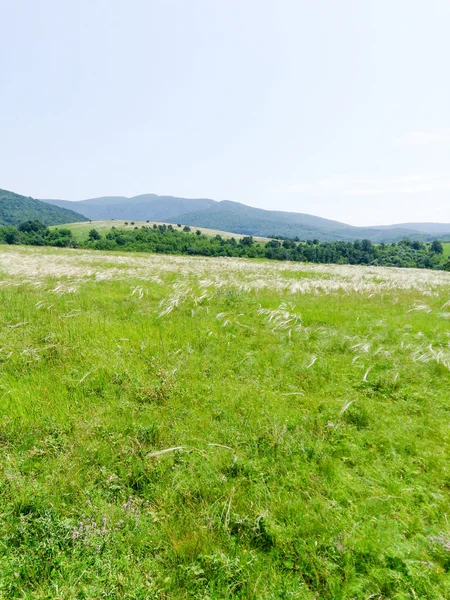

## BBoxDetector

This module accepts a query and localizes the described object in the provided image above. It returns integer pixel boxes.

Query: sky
[1,0,449,226]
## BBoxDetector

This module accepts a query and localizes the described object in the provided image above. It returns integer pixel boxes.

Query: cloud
[395,130,450,146]
[273,173,450,197]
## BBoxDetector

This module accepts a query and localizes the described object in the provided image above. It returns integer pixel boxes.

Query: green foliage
[81,227,448,270]
[431,240,444,254]
[2,226,21,245]
[88,228,101,241]
[2,221,449,270]
[0,221,75,248]
[18,220,47,233]
[0,189,88,226]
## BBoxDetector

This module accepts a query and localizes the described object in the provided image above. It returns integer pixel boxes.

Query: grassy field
[51,221,270,243]
[442,242,450,258]
[1,246,450,599]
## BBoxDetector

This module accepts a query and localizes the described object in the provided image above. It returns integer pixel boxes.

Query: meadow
[1,245,450,599]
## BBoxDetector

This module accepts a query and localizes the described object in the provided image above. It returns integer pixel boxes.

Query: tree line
[1,220,449,270]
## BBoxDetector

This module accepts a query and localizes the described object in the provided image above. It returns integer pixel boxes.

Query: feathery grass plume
[340,400,355,414]
[306,355,317,369]
[257,302,302,332]
[407,302,432,313]
[0,244,450,596]
[412,344,450,370]
[3,245,450,295]
[130,285,147,299]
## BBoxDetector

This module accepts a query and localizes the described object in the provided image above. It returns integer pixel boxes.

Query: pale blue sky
[1,0,449,225]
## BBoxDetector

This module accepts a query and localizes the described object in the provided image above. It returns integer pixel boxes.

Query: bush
[88,229,101,241]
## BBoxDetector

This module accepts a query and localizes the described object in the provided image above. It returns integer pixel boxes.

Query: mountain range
[43,193,450,243]
[41,194,217,223]
[1,188,449,242]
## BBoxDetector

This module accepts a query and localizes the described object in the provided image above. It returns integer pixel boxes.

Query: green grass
[441,242,450,258]
[1,247,450,598]
[52,220,270,243]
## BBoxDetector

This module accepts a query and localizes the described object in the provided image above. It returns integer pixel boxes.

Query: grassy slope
[52,220,270,242]
[1,246,450,598]
[442,242,450,257]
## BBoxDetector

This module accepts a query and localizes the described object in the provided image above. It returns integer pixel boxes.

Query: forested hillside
[173,201,447,242]
[0,189,88,226]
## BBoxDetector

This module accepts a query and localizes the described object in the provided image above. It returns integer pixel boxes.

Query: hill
[174,200,353,240]
[0,189,88,227]
[43,194,216,222]
[42,193,450,242]
[52,220,270,243]
[173,200,444,243]
[374,222,450,234]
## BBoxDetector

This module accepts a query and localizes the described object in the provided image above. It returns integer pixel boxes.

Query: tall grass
[0,246,450,599]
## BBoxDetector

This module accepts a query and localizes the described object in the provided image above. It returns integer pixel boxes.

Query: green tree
[88,229,101,241]
[4,226,20,244]
[430,240,444,254]
[18,220,47,233]
[240,236,254,247]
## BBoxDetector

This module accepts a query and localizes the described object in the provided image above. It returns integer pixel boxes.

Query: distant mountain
[373,222,450,234]
[0,189,88,227]
[172,200,352,240]
[172,200,449,242]
[40,192,450,242]
[43,194,216,222]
